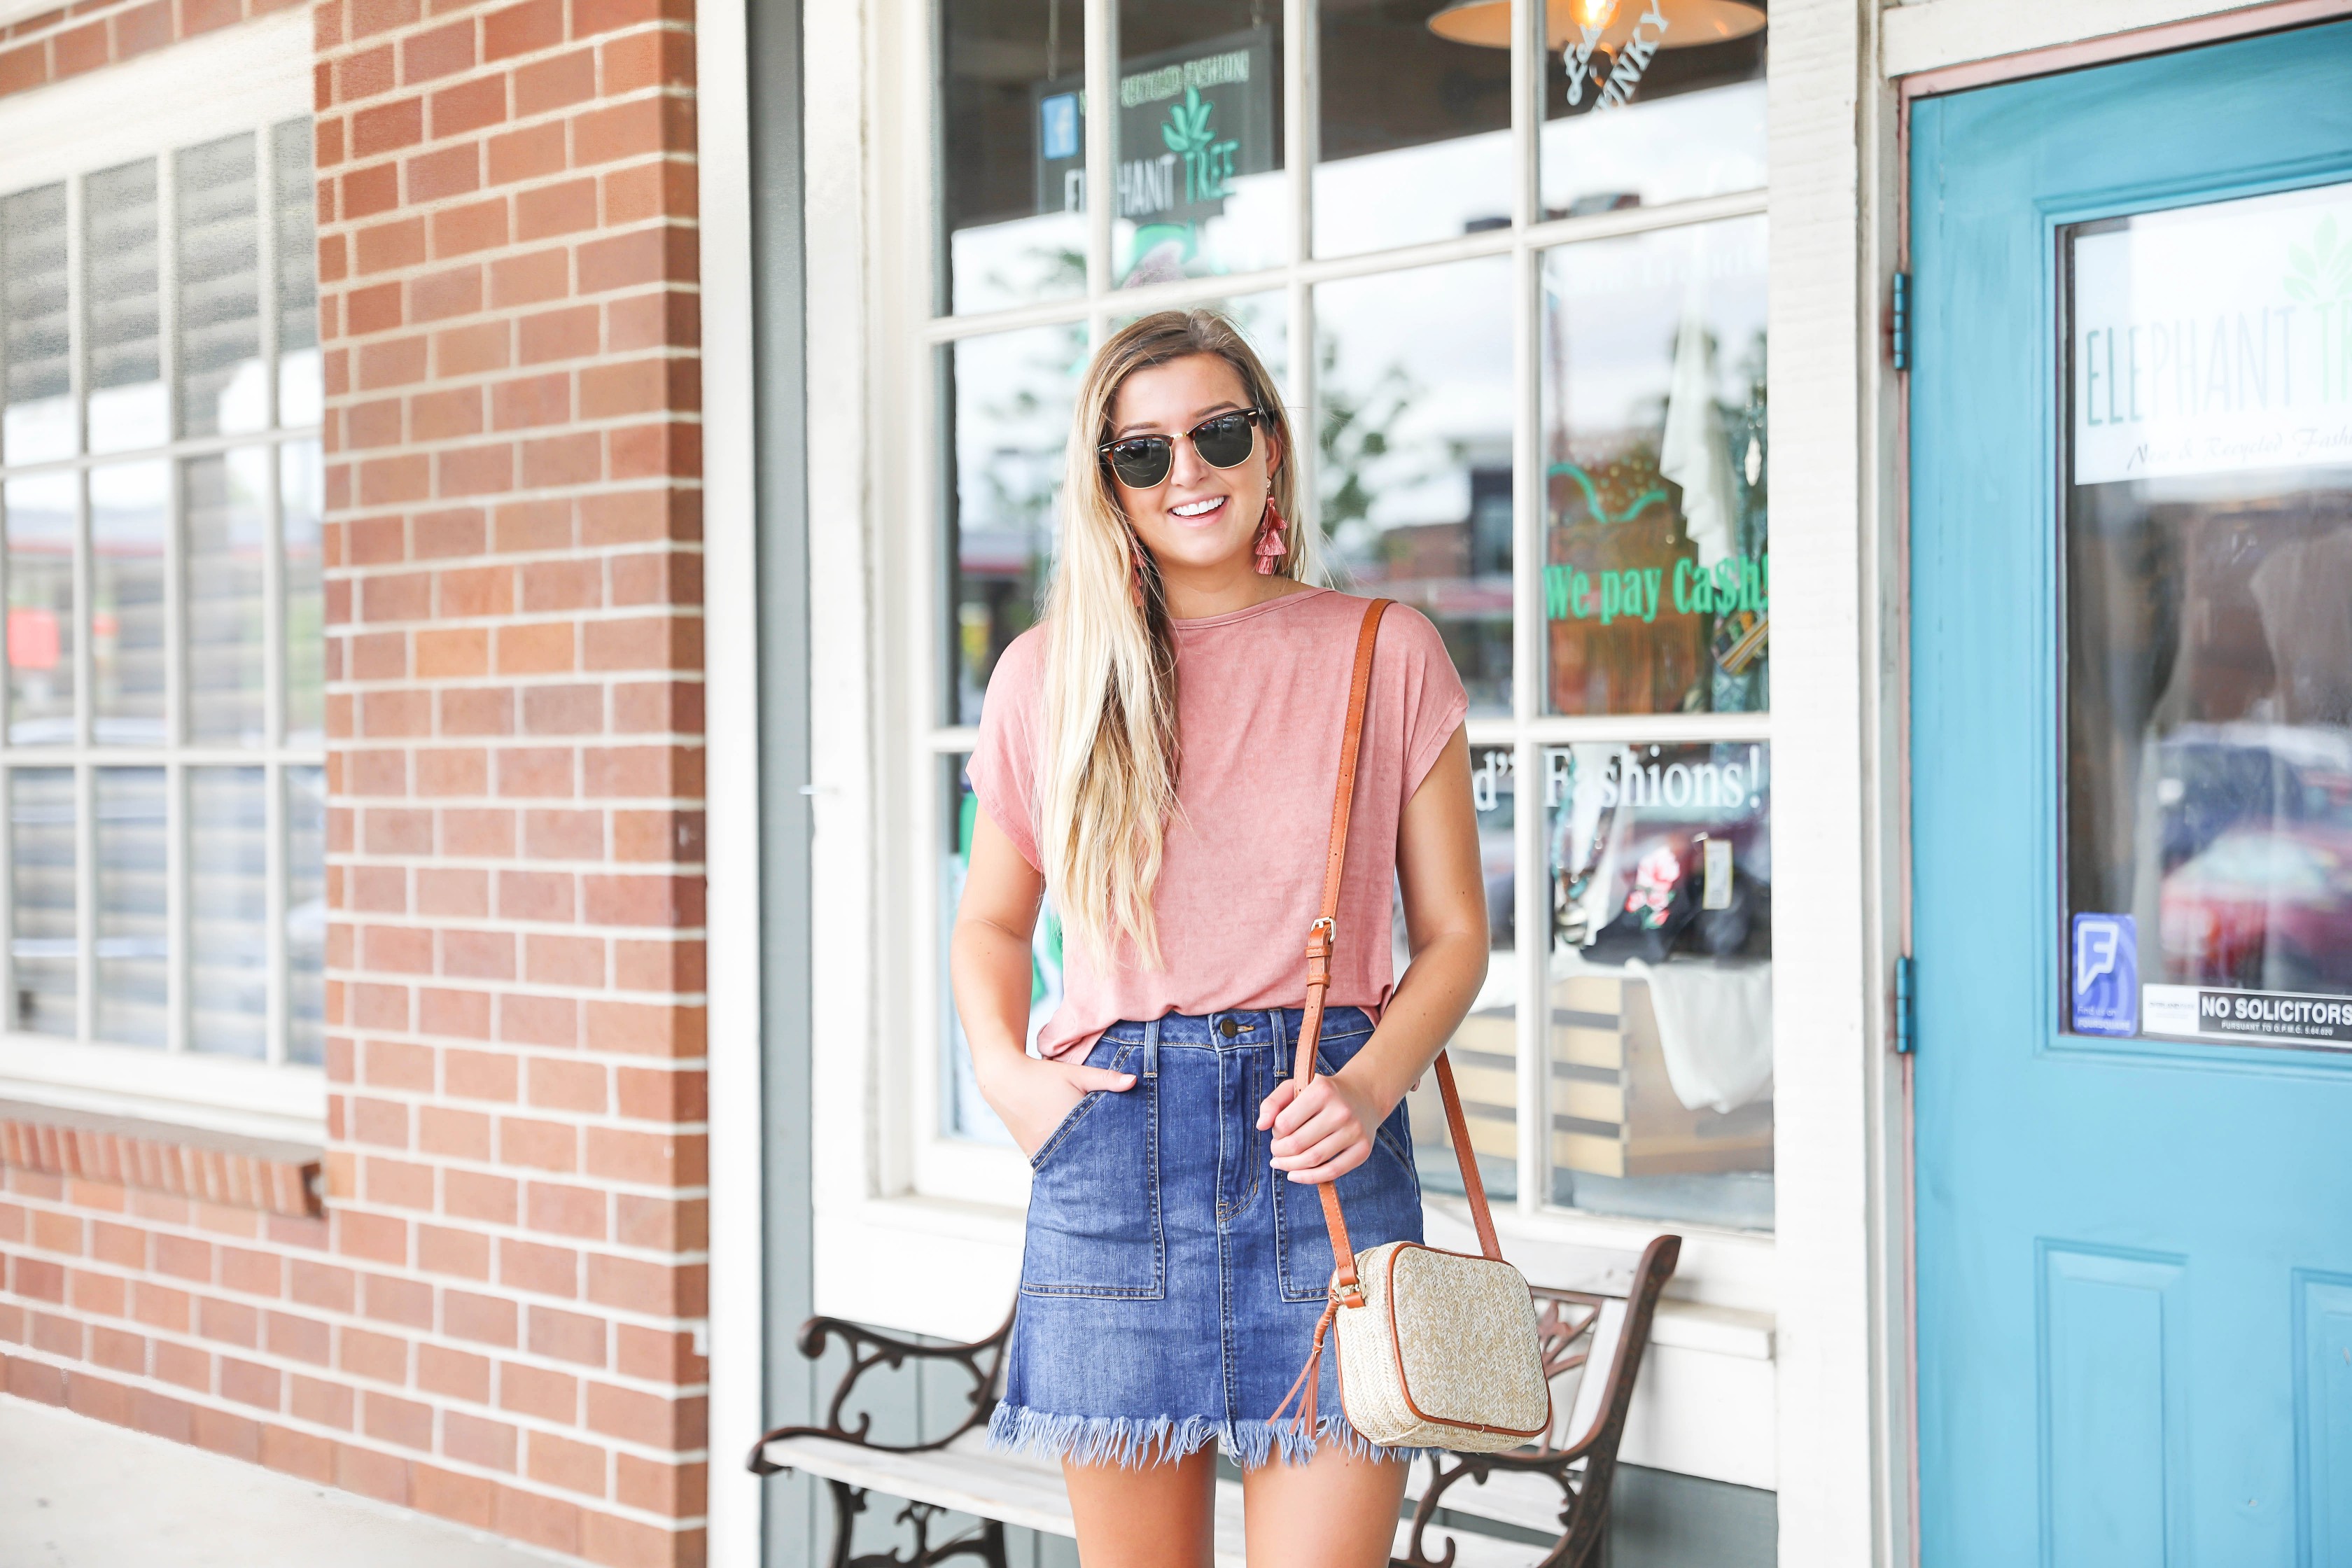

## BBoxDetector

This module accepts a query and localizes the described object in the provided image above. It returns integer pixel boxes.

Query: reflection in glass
[941,752,1045,1144]
[287,764,325,1065]
[177,133,265,439]
[274,118,322,428]
[6,473,77,745]
[95,766,168,1049]
[940,0,1088,316]
[1540,6,1765,219]
[1545,741,1772,1229]
[1316,256,1513,713]
[2062,186,2352,1044]
[945,323,1085,724]
[187,453,269,746]
[2,183,75,464]
[86,160,165,454]
[91,463,169,745]
[190,768,267,1058]
[1543,214,1768,715]
[10,768,76,1037]
[1315,0,1511,258]
[1112,2,1284,288]
[1408,746,1519,1198]
[284,442,324,747]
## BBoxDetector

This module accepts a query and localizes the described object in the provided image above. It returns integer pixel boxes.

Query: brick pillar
[314,0,706,1559]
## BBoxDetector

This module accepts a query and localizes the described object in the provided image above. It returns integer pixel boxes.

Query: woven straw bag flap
[1336,1241,1551,1450]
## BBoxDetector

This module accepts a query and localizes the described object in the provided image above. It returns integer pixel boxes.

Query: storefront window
[2062,181,2352,1051]
[1114,1,1285,286]
[1316,0,1511,258]
[1317,255,1513,715]
[923,0,1771,1235]
[1544,213,1768,715]
[940,0,1090,316]
[945,323,1086,725]
[1540,1,1766,218]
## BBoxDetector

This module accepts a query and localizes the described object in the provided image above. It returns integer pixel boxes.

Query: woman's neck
[1157,561,1312,622]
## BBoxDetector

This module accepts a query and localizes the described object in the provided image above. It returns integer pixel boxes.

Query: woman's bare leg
[1063,1446,1219,1568]
[1239,1438,1410,1568]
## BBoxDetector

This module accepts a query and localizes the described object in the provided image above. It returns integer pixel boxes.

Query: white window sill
[0,1034,326,1147]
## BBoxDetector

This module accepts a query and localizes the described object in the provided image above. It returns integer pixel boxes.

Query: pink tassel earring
[1130,543,1149,609]
[1252,494,1289,575]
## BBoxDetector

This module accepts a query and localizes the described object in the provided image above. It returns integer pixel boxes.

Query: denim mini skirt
[986,1005,1427,1471]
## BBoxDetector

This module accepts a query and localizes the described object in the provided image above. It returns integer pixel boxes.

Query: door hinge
[1893,954,1917,1054]
[1891,271,1912,372]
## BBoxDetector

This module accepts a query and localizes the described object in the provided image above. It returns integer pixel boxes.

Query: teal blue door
[1912,21,2352,1567]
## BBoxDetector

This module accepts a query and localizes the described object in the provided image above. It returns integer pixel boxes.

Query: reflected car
[2157,824,2352,991]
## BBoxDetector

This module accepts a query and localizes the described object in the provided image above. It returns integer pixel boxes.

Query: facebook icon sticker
[2071,913,2137,1037]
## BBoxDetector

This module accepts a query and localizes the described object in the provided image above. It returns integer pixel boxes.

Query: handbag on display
[1269,598,1552,1454]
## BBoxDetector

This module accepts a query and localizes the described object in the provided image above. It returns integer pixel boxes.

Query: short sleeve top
[965,587,1471,1061]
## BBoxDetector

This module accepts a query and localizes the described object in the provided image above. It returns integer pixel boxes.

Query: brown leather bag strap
[1292,598,1502,1316]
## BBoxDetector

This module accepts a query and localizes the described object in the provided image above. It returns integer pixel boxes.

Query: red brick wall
[0,0,710,1560]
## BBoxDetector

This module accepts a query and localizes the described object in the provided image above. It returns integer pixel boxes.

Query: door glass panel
[1112,2,1284,288]
[1545,740,1772,1229]
[1540,4,1765,220]
[1315,0,1511,258]
[1316,255,1513,714]
[1543,214,1768,715]
[944,322,1086,725]
[1407,745,1520,1199]
[2063,181,2352,1050]
[940,0,1089,316]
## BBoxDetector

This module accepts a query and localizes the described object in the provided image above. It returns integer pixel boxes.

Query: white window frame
[0,10,321,1142]
[788,0,1795,1492]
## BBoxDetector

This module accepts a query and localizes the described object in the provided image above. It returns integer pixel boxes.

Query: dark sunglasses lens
[1107,440,1172,488]
[1193,414,1256,468]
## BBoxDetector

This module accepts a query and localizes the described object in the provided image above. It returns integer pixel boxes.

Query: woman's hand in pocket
[977,1051,1138,1161]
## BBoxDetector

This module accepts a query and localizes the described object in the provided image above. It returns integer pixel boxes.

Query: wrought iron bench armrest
[747,1309,1015,1476]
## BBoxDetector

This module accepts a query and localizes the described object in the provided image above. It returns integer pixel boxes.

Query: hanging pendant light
[1427,0,1765,51]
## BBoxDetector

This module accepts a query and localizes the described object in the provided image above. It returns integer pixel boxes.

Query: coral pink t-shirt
[967,588,1470,1062]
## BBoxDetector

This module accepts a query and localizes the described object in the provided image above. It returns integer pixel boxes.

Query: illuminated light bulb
[1569,0,1618,29]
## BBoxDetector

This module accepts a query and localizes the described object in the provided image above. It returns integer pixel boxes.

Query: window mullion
[1083,0,1114,302]
[1516,736,1545,1212]
[1511,0,1546,1212]
[1284,0,1315,536]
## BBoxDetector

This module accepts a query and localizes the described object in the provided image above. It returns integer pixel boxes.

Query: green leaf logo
[2283,214,2352,304]
[1161,87,1214,156]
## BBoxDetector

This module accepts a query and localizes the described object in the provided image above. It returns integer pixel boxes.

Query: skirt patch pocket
[1020,1040,1166,1301]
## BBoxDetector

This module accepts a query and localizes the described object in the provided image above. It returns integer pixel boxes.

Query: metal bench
[749,1234,1679,1567]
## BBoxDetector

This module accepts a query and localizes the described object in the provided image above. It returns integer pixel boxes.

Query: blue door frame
[1910,21,2352,1567]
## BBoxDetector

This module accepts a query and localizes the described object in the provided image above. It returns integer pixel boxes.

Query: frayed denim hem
[986,1401,1445,1471]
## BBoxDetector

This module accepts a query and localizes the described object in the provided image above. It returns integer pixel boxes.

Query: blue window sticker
[2071,913,2138,1036]
[1040,94,1079,162]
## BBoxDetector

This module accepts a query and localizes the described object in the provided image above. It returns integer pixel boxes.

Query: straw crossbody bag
[1268,598,1552,1453]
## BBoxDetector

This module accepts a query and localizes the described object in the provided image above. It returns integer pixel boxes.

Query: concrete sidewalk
[0,1396,561,1567]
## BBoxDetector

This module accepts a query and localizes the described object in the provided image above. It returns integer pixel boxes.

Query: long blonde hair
[1039,310,1319,969]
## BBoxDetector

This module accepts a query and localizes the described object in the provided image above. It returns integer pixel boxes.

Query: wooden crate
[1550,971,1772,1179]
[1410,1007,1518,1174]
